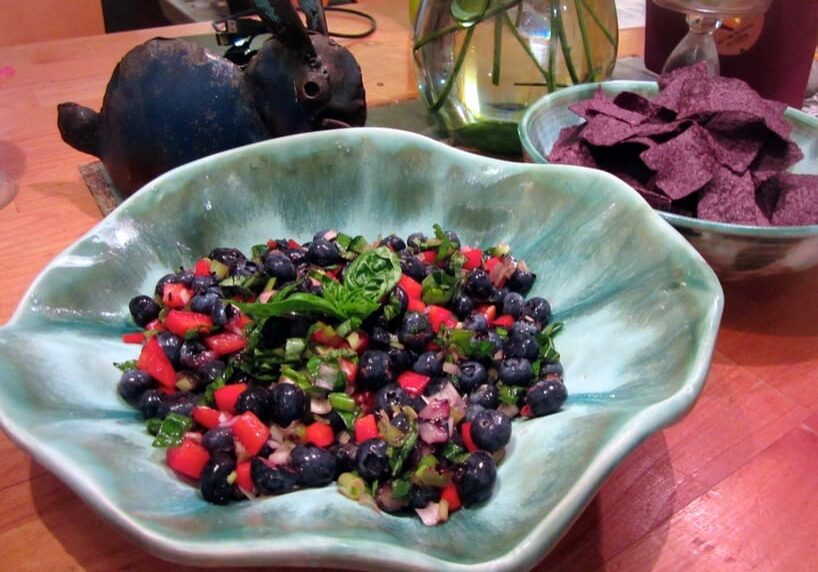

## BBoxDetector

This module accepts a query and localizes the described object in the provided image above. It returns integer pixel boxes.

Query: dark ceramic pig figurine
[57,0,366,196]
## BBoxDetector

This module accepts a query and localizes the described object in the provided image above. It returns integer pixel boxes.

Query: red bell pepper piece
[122,332,145,344]
[398,274,423,301]
[145,318,164,332]
[164,310,213,337]
[354,390,375,415]
[426,305,457,333]
[476,304,497,322]
[407,297,427,313]
[204,332,246,357]
[192,405,222,429]
[484,256,502,276]
[461,422,479,453]
[397,371,430,398]
[236,460,254,493]
[311,323,346,348]
[492,314,515,328]
[419,250,438,265]
[346,331,369,354]
[233,411,270,456]
[226,311,252,336]
[354,413,380,443]
[166,438,210,480]
[136,336,176,389]
[339,358,358,384]
[287,239,301,250]
[193,258,211,276]
[214,383,247,415]
[162,282,192,309]
[305,422,335,448]
[460,246,483,270]
[441,483,462,512]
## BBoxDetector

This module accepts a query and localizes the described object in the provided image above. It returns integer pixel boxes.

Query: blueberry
[197,360,226,383]
[390,412,411,433]
[251,458,299,495]
[510,321,539,338]
[307,238,341,267]
[398,312,434,351]
[191,275,219,293]
[524,297,551,324]
[200,453,237,505]
[470,409,511,452]
[202,426,235,453]
[190,290,220,315]
[386,286,409,324]
[154,273,176,296]
[455,451,497,506]
[498,358,533,386]
[399,252,428,282]
[526,380,567,416]
[413,351,442,377]
[423,376,449,397]
[507,267,536,295]
[406,232,427,251]
[179,340,215,370]
[540,361,564,381]
[291,445,337,487]
[463,269,493,300]
[463,313,489,334]
[210,298,233,327]
[312,229,334,241]
[469,384,498,410]
[332,442,358,475]
[128,295,160,327]
[263,250,297,284]
[457,360,487,394]
[261,317,290,349]
[355,438,390,481]
[208,247,247,273]
[503,335,540,361]
[155,331,183,367]
[365,325,391,349]
[408,485,441,509]
[449,293,474,320]
[464,403,486,423]
[375,482,409,514]
[387,346,415,372]
[381,234,406,251]
[166,392,198,417]
[487,287,507,306]
[235,385,273,422]
[358,350,393,390]
[375,384,409,413]
[501,292,526,319]
[270,383,306,426]
[138,389,167,420]
[117,370,153,402]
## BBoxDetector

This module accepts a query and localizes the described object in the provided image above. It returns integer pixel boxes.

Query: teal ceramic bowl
[0,128,722,570]
[519,80,818,282]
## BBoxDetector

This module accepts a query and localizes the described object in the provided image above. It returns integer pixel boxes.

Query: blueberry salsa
[116,226,566,525]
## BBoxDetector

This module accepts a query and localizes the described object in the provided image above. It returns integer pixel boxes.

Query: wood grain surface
[1,2,815,570]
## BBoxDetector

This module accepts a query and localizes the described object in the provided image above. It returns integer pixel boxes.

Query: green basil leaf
[421,269,457,305]
[113,359,138,372]
[342,246,402,303]
[152,412,193,448]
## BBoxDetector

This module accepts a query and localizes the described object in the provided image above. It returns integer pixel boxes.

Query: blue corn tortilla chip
[767,173,818,226]
[579,114,638,147]
[640,123,716,200]
[583,98,649,126]
[703,112,766,174]
[750,136,805,185]
[568,87,608,120]
[697,167,770,225]
[653,62,708,114]
[612,91,659,118]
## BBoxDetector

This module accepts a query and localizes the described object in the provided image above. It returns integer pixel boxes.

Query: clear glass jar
[412,0,619,154]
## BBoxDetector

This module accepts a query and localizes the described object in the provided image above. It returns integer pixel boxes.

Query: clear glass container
[412,0,618,154]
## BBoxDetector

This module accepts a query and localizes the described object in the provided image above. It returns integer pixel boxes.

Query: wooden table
[1,3,816,570]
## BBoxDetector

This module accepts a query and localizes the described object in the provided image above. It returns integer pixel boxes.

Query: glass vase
[412,0,619,154]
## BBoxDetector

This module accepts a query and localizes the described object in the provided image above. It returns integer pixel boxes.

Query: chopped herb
[114,359,138,372]
[441,441,471,465]
[499,384,525,406]
[145,417,163,436]
[151,412,192,447]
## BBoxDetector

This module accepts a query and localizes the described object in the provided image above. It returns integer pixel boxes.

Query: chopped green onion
[284,338,306,361]
[391,478,412,500]
[338,472,366,500]
[329,392,357,412]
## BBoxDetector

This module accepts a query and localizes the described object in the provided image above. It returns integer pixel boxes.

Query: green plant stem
[429,25,476,112]
[573,0,595,81]
[492,10,503,86]
[547,0,558,91]
[501,10,552,87]
[578,0,617,49]
[552,1,580,84]
[413,0,521,50]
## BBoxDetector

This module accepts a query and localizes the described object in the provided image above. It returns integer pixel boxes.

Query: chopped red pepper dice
[204,332,246,357]
[305,422,335,448]
[441,483,462,512]
[122,332,145,344]
[426,305,457,333]
[166,438,210,480]
[460,246,483,270]
[193,258,211,276]
[164,310,213,337]
[398,274,423,301]
[407,297,427,313]
[236,460,254,493]
[339,358,358,384]
[136,336,176,389]
[461,422,479,453]
[354,413,379,443]
[492,314,515,328]
[397,371,430,398]
[192,405,222,429]
[162,282,192,309]
[214,383,247,415]
[232,412,270,456]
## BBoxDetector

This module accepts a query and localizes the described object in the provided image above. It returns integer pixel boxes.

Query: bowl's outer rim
[0,127,725,571]
[519,80,818,238]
